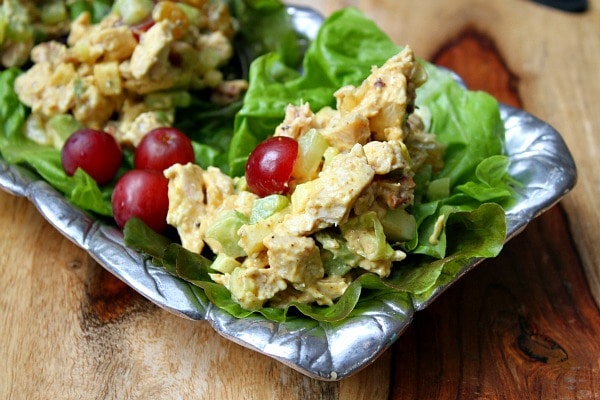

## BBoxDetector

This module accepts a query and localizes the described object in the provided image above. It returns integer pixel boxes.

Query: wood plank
[390,207,600,398]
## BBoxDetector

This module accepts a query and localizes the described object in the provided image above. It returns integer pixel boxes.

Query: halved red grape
[111,169,170,232]
[61,128,122,185]
[245,136,298,197]
[130,18,155,41]
[134,127,195,171]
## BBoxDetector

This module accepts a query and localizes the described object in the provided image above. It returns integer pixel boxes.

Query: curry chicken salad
[12,0,244,148]
[165,46,446,310]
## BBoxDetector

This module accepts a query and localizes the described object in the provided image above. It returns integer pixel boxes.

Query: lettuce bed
[124,8,515,322]
[0,7,515,323]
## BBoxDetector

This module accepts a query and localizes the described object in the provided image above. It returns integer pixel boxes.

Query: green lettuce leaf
[416,64,506,187]
[226,0,301,68]
[388,203,506,294]
[0,68,27,149]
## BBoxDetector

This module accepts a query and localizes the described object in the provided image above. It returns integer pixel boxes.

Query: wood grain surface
[2,0,600,399]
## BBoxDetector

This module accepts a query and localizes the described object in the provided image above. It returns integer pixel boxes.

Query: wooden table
[2,1,600,398]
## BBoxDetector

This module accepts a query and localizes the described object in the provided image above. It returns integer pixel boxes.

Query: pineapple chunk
[93,62,122,96]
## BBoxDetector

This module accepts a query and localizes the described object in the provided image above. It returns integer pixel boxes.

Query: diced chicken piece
[241,251,270,270]
[165,164,257,254]
[263,234,324,289]
[196,31,233,70]
[224,267,288,310]
[311,276,351,305]
[319,112,370,152]
[68,12,93,46]
[271,275,351,307]
[130,21,174,80]
[121,66,179,94]
[274,103,317,140]
[94,61,122,96]
[362,140,410,175]
[68,13,137,64]
[14,63,53,110]
[115,110,173,146]
[93,26,137,62]
[206,2,236,38]
[358,259,393,278]
[30,41,68,65]
[15,62,77,117]
[334,46,426,142]
[285,144,375,234]
[71,76,121,129]
[313,106,336,127]
[165,164,229,254]
[211,79,249,105]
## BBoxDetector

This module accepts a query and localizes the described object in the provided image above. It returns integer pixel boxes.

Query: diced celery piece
[238,210,288,255]
[205,210,248,258]
[144,90,192,110]
[0,15,6,45]
[40,0,68,25]
[24,114,51,146]
[292,129,329,181]
[427,177,450,201]
[249,194,289,224]
[322,146,339,170]
[3,0,33,43]
[47,114,82,148]
[414,105,432,131]
[210,253,241,274]
[176,3,202,26]
[315,232,360,277]
[228,267,263,310]
[341,211,395,261]
[380,207,417,243]
[112,0,153,25]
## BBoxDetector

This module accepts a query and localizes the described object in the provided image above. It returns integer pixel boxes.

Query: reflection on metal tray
[0,6,577,381]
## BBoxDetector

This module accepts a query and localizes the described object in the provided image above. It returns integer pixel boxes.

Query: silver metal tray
[0,6,577,381]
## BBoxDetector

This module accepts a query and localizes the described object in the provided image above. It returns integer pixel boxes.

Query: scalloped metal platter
[0,6,577,381]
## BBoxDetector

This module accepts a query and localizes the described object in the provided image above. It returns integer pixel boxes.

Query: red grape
[61,128,122,185]
[111,169,170,232]
[134,127,195,171]
[245,136,298,197]
[130,18,155,41]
